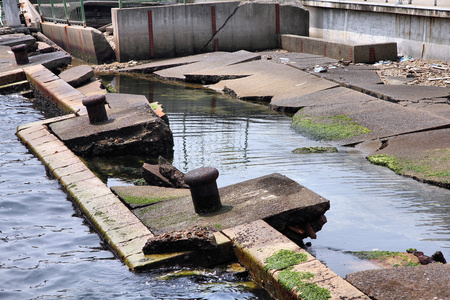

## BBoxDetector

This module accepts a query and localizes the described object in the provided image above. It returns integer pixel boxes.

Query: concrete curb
[223,220,369,299]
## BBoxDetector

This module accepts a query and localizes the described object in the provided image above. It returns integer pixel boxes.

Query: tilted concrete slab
[0,44,70,75]
[310,66,384,87]
[360,84,450,103]
[361,128,450,187]
[59,65,95,88]
[0,34,36,47]
[111,185,191,209]
[223,220,369,300]
[154,50,261,81]
[133,173,330,234]
[346,264,450,300]
[49,93,173,157]
[292,95,450,146]
[269,86,372,113]
[204,59,338,102]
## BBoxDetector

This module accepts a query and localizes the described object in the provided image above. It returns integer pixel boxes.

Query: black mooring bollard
[11,44,29,65]
[184,167,221,215]
[82,94,108,124]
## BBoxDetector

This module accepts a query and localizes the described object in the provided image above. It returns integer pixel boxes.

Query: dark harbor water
[0,94,272,299]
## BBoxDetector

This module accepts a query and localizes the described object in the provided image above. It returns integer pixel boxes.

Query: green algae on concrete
[292,111,370,141]
[264,250,331,300]
[351,250,420,268]
[264,249,308,271]
[292,147,337,154]
[368,150,450,187]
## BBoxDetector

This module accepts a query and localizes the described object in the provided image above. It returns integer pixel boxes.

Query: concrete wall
[300,0,450,61]
[41,23,116,64]
[281,34,398,63]
[112,2,309,62]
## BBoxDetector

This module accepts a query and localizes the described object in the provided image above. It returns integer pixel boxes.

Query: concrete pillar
[3,0,22,27]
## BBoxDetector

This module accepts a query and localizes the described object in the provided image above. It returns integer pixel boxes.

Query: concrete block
[52,161,90,180]
[115,233,155,259]
[104,222,152,248]
[41,149,81,172]
[78,193,123,215]
[281,35,398,63]
[89,202,143,234]
[59,65,94,88]
[63,173,105,191]
[41,22,115,64]
[68,185,113,205]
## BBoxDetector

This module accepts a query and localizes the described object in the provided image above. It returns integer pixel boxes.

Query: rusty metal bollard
[11,44,29,65]
[184,167,222,215]
[82,94,108,124]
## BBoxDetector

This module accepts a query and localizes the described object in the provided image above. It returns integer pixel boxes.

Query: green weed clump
[264,250,330,300]
[292,113,370,141]
[367,154,403,173]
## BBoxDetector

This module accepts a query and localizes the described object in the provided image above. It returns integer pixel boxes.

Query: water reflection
[100,74,450,277]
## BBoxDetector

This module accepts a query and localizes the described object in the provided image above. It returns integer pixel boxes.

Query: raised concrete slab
[118,52,216,74]
[223,220,369,300]
[346,264,450,300]
[59,65,95,88]
[49,93,173,157]
[0,34,36,47]
[363,128,450,188]
[358,83,450,103]
[154,50,261,81]
[204,60,339,102]
[133,173,330,235]
[281,34,398,63]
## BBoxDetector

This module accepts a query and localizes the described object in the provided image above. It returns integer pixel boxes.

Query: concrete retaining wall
[281,34,398,63]
[300,0,450,61]
[41,22,116,64]
[112,2,309,62]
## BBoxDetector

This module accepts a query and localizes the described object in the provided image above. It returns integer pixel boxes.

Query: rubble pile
[376,59,450,87]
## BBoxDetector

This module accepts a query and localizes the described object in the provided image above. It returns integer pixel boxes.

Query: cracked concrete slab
[207,59,338,102]
[358,83,450,103]
[362,128,450,187]
[292,96,450,146]
[154,50,261,81]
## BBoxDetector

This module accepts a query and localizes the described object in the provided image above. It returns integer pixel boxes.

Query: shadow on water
[95,74,450,277]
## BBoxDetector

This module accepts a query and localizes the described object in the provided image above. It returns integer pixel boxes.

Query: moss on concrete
[351,250,420,268]
[368,150,450,186]
[121,195,169,206]
[264,250,331,300]
[292,147,338,154]
[292,112,370,141]
[264,249,308,271]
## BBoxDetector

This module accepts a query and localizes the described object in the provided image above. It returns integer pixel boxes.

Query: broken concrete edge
[222,220,369,300]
